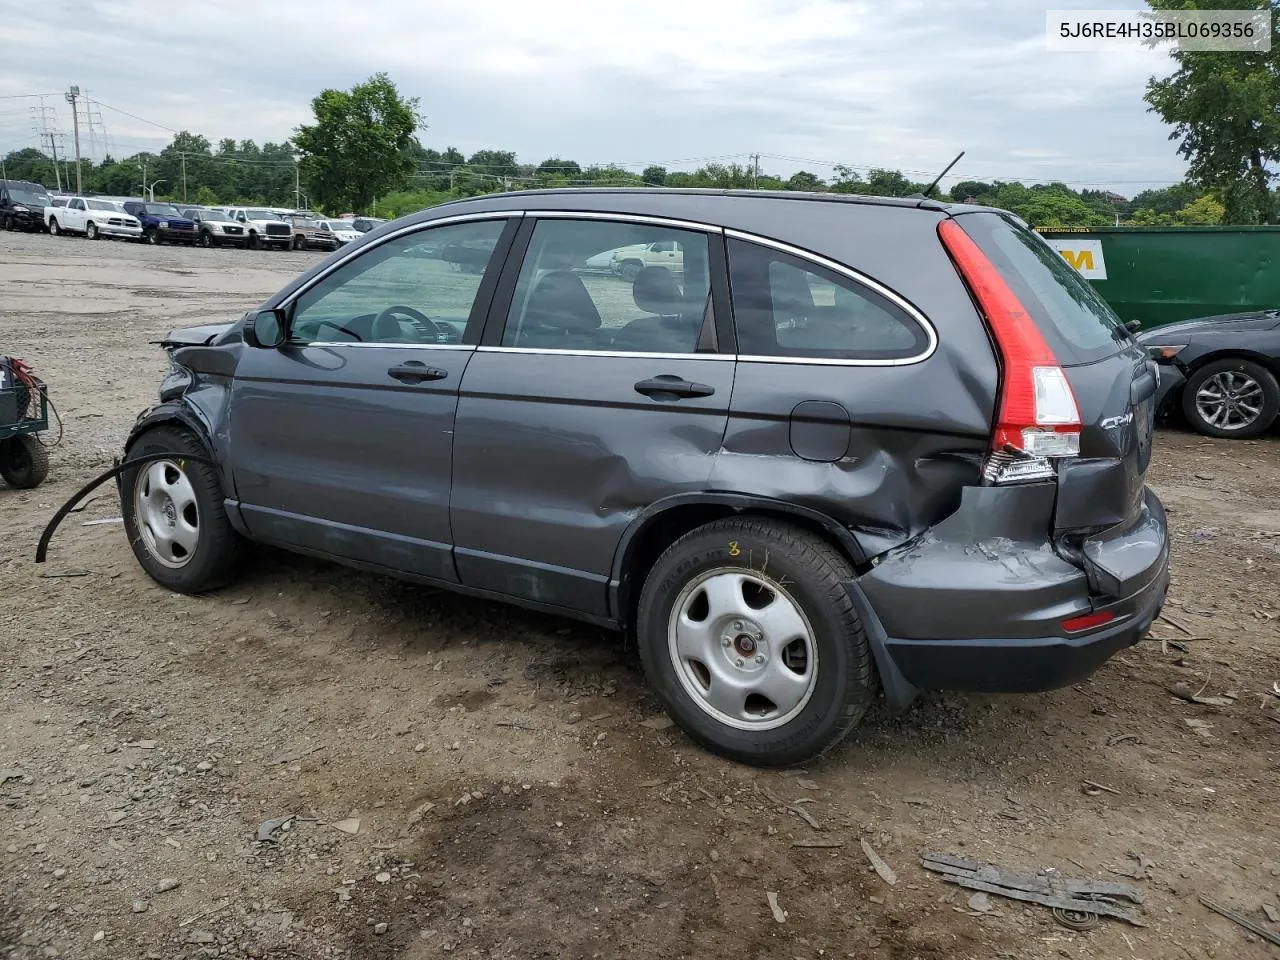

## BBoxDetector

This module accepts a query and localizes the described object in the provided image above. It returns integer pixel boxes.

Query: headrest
[523,270,601,333]
[633,266,683,316]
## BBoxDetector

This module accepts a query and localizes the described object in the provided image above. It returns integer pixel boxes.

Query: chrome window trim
[477,346,732,361]
[301,342,474,351]
[279,210,525,311]
[723,228,939,366]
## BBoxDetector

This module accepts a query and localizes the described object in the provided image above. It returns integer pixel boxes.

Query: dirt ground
[1,229,1278,960]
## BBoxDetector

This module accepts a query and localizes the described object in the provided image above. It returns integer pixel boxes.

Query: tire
[636,518,876,767]
[2,214,13,231]
[48,218,61,236]
[1181,357,1280,439]
[292,235,304,250]
[87,222,99,240]
[0,435,50,489]
[248,232,260,250]
[144,228,158,245]
[199,230,212,248]
[618,260,643,281]
[120,426,241,593]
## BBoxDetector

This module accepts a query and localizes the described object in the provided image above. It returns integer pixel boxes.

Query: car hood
[154,322,235,349]
[1137,309,1280,342]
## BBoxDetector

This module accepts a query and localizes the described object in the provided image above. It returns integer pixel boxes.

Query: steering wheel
[374,304,453,343]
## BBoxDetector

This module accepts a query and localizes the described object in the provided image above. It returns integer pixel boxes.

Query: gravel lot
[2,229,1279,960]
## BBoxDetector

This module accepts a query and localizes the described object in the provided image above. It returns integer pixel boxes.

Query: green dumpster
[1036,226,1280,330]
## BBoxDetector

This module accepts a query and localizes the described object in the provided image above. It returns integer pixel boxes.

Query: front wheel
[292,235,304,250]
[86,222,99,240]
[144,228,158,245]
[199,231,212,248]
[1,215,12,231]
[247,232,260,250]
[48,218,61,236]
[120,426,241,593]
[0,435,50,489]
[636,518,876,767]
[1181,358,1280,439]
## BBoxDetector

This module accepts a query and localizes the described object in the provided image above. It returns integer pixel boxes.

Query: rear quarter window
[956,212,1124,365]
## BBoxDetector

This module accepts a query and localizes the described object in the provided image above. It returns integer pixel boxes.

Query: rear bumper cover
[856,484,1169,702]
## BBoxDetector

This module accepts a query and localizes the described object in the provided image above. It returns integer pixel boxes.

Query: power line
[86,97,177,133]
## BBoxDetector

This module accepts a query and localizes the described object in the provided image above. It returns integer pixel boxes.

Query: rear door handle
[388,361,448,384]
[634,375,715,399]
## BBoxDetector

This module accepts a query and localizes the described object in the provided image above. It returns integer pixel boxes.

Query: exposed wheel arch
[609,493,871,632]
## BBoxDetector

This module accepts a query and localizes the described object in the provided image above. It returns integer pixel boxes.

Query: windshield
[326,221,352,232]
[86,200,117,211]
[245,209,281,220]
[9,188,50,206]
[198,210,231,222]
[145,203,184,217]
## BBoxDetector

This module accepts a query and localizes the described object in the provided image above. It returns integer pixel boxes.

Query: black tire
[48,218,61,236]
[120,426,241,593]
[86,222,99,240]
[144,228,158,245]
[1180,357,1280,439]
[636,518,876,767]
[2,214,14,231]
[199,230,212,248]
[248,232,260,250]
[292,234,304,250]
[0,435,50,489]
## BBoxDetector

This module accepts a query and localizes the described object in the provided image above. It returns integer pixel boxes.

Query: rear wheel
[1182,357,1279,439]
[199,230,212,248]
[1,214,12,231]
[0,436,50,489]
[636,518,876,767]
[292,234,304,250]
[120,426,241,593]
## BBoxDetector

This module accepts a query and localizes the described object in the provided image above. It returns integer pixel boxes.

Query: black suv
[118,189,1170,766]
[0,179,52,232]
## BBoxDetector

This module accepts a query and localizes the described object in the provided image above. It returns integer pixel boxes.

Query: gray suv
[118,189,1170,766]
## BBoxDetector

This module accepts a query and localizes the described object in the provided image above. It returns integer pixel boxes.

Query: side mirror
[246,308,287,348]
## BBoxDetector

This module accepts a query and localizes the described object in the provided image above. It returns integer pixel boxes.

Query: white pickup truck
[45,197,143,241]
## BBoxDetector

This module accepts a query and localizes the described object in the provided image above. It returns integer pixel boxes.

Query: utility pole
[751,153,760,188]
[65,85,83,194]
[138,158,147,197]
[181,153,187,202]
[294,159,300,209]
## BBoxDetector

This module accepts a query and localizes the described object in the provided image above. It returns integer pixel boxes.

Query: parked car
[1137,310,1280,438]
[117,188,1169,767]
[45,196,142,240]
[223,208,293,250]
[610,239,686,279]
[122,201,199,245]
[180,208,249,248]
[320,219,362,246]
[0,179,53,232]
[280,213,340,251]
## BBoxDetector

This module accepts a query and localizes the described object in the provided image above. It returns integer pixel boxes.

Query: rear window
[957,212,1124,365]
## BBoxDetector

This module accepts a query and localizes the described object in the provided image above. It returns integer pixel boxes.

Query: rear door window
[726,238,930,361]
[956,212,1125,365]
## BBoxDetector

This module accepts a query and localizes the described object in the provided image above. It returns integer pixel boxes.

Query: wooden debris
[1082,779,1121,796]
[791,840,844,849]
[1199,895,1280,947]
[861,839,898,886]
[1158,613,1196,636]
[765,891,787,923]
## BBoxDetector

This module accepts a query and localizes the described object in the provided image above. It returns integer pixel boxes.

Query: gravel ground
[1,229,1279,960]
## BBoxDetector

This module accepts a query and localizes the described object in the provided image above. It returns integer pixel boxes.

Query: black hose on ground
[35,452,218,563]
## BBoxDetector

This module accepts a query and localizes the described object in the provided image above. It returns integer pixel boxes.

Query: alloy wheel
[133,460,200,568]
[1195,371,1265,431]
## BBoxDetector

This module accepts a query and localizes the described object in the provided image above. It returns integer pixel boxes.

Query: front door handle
[634,375,715,400]
[388,361,448,384]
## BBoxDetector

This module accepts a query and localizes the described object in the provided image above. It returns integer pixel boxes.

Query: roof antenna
[920,150,965,199]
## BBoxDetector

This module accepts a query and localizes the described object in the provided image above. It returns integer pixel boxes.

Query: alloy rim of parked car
[666,567,818,731]
[1195,370,1266,430]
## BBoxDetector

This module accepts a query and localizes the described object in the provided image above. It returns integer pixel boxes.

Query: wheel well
[1185,350,1280,381]
[617,503,863,637]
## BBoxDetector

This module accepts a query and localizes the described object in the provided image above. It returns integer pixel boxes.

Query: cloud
[0,0,1187,193]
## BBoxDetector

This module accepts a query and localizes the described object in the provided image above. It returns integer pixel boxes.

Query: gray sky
[0,0,1186,195]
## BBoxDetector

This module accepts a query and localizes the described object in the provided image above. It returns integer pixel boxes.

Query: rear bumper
[857,484,1169,697]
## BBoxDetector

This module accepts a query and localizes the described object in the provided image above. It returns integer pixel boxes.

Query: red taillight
[1061,610,1114,633]
[938,219,1081,459]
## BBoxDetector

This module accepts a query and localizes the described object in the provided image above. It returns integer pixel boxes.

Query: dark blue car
[122,201,199,245]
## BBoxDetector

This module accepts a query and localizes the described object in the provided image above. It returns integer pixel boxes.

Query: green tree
[1144,0,1280,223]
[1176,194,1227,223]
[642,165,667,186]
[785,170,825,191]
[193,185,218,206]
[294,72,423,214]
[1,148,59,187]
